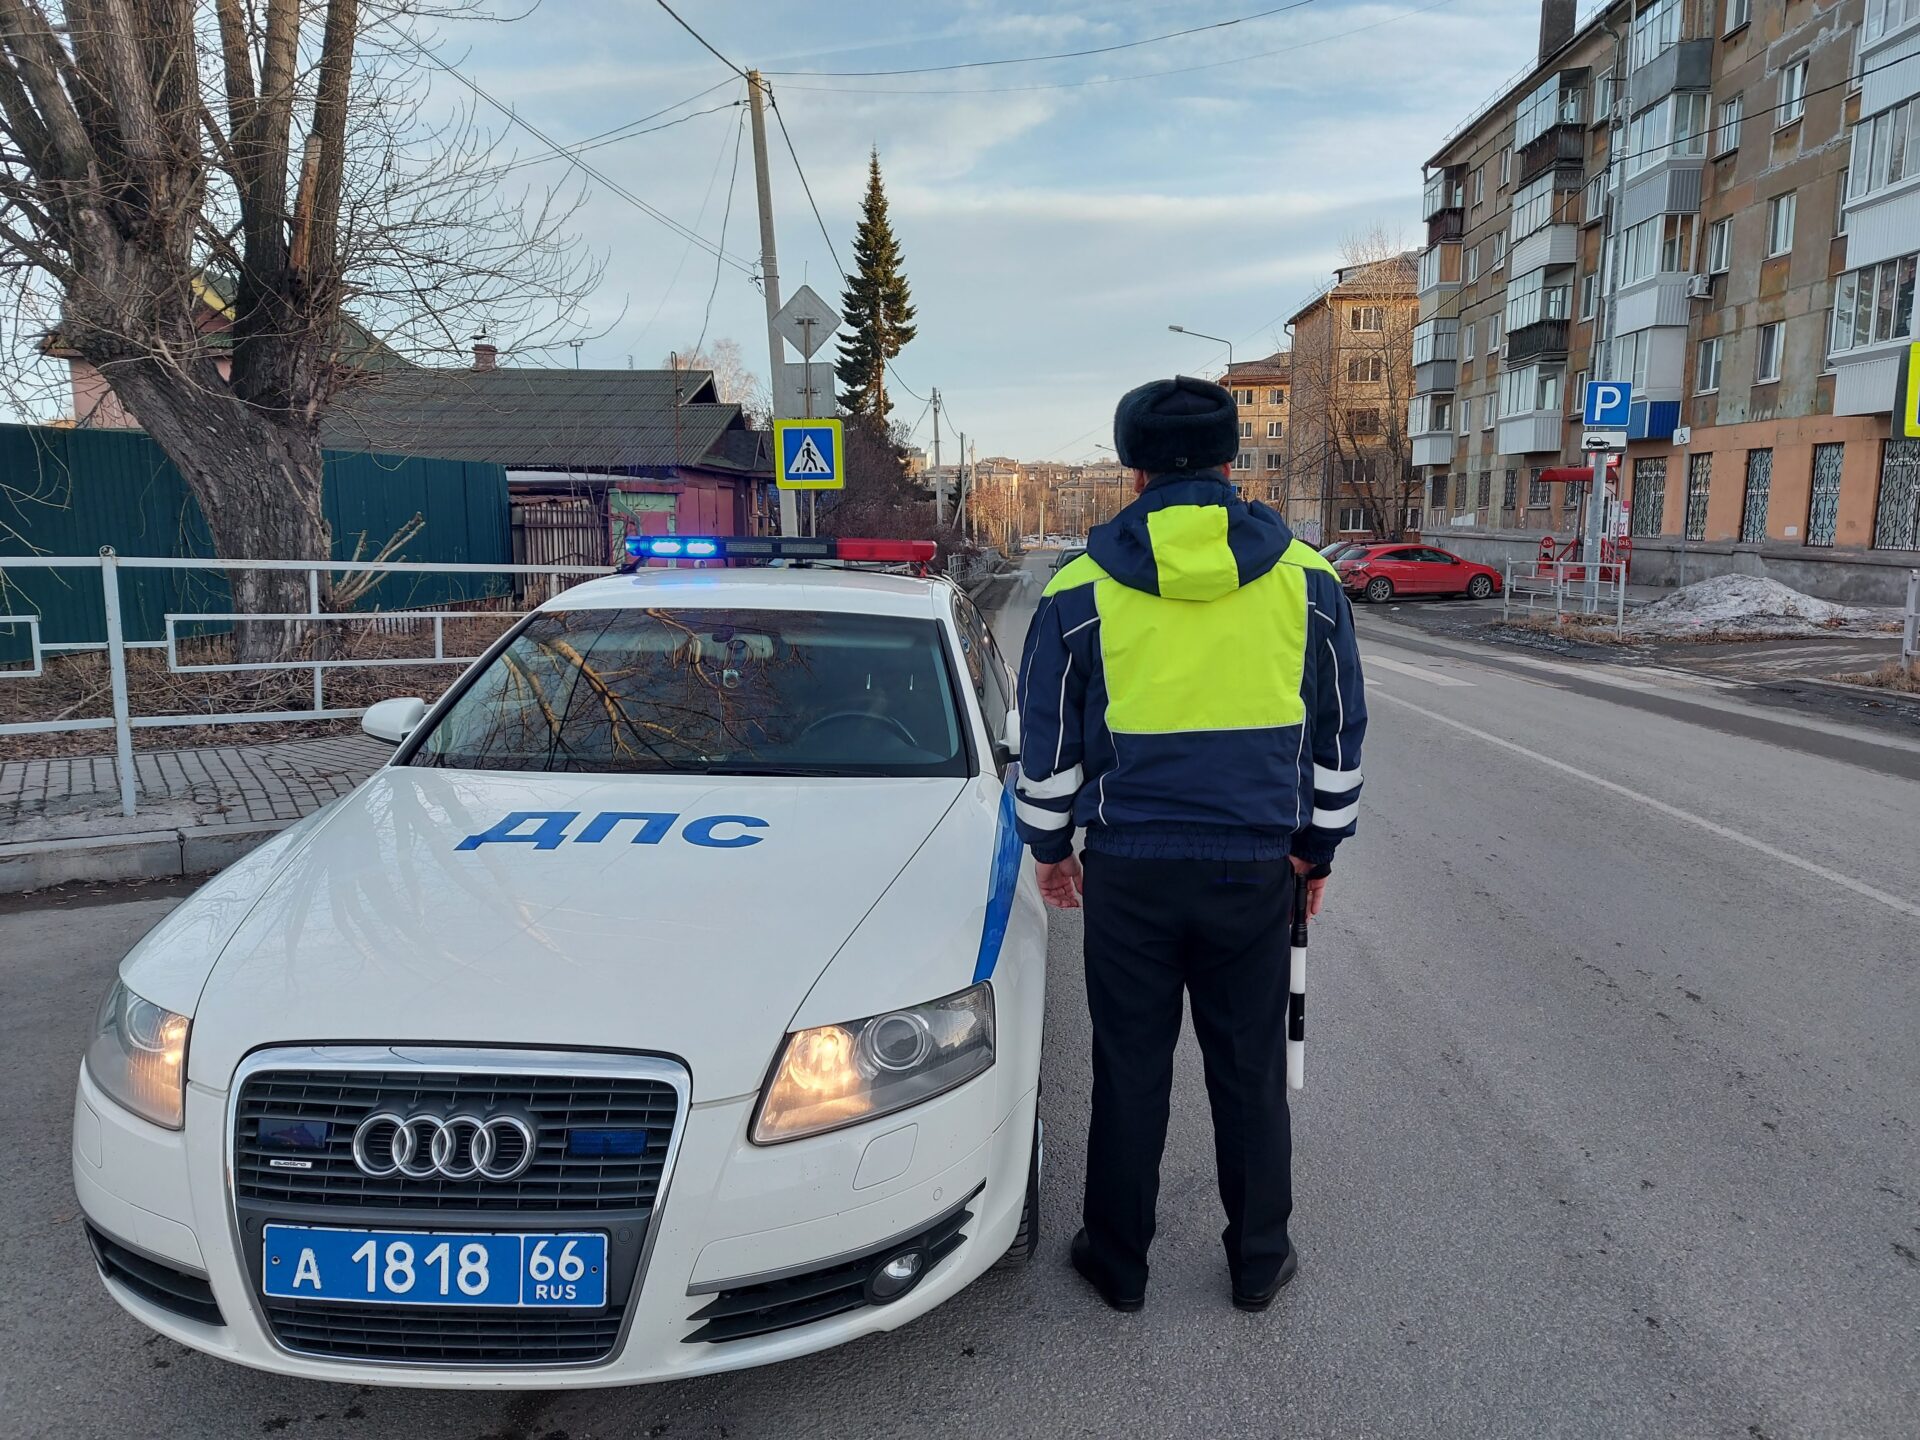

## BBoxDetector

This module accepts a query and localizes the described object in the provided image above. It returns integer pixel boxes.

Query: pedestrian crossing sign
[774,418,844,490]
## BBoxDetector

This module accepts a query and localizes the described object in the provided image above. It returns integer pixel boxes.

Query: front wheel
[1364,576,1395,603]
[1466,574,1494,599]
[998,1114,1042,1267]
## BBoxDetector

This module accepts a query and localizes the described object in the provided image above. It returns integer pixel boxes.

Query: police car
[72,536,1047,1387]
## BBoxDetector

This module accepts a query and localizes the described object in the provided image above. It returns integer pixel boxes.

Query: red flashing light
[834,539,938,563]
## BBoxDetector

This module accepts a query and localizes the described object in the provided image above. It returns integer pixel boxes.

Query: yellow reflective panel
[1097,564,1309,733]
[1042,552,1111,596]
[1144,505,1239,601]
[1283,537,1339,576]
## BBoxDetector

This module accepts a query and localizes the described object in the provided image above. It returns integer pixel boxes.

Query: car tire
[1466,574,1494,599]
[1364,576,1394,603]
[998,1113,1042,1267]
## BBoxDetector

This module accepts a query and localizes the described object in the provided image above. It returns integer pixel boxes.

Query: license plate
[262,1225,607,1308]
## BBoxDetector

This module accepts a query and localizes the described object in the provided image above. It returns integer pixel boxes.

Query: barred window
[1528,468,1551,506]
[1503,468,1518,510]
[1686,453,1713,541]
[1477,470,1492,508]
[1631,458,1667,537]
[1806,443,1843,547]
[1873,439,1920,551]
[1741,449,1773,543]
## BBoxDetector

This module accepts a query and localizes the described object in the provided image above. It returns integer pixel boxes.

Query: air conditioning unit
[1685,274,1715,300]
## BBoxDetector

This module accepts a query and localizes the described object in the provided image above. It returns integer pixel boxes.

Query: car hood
[184,767,965,1100]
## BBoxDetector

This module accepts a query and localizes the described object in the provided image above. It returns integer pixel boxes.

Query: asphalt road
[2,552,1916,1439]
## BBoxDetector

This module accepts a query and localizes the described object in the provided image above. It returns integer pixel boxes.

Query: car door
[1423,547,1471,594]
[1371,546,1423,592]
[1405,548,1459,593]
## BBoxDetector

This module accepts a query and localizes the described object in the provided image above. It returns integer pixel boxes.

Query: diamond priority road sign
[772,285,841,360]
[774,418,844,490]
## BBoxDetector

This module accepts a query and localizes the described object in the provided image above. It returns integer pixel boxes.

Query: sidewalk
[0,732,388,893]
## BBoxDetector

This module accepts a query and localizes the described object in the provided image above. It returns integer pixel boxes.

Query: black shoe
[1231,1246,1299,1312]
[1069,1228,1144,1313]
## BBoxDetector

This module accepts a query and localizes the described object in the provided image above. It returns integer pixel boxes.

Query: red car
[1337,543,1502,603]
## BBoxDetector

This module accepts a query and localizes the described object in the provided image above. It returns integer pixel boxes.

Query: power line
[765,0,1316,77]
[494,96,744,177]
[631,99,755,356]
[695,106,750,357]
[775,0,1461,95]
[653,0,749,80]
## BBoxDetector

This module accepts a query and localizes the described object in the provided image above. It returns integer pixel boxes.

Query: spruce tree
[836,149,916,417]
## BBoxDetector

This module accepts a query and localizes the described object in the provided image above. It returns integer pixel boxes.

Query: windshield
[411,607,968,777]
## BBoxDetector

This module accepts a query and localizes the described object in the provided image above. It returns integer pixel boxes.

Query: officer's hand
[1289,856,1330,920]
[1036,855,1084,909]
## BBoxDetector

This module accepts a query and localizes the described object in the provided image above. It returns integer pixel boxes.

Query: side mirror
[362,696,427,745]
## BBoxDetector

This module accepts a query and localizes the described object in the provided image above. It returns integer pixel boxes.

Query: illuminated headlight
[84,981,190,1129]
[752,984,995,1144]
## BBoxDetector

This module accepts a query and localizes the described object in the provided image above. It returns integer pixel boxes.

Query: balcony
[1627,39,1713,114]
[1517,126,1586,188]
[1507,317,1571,364]
[1627,399,1681,441]
[1415,358,1457,394]
[1498,413,1565,455]
[1427,208,1465,246]
[1510,223,1579,278]
[1412,433,1457,468]
[1422,166,1466,223]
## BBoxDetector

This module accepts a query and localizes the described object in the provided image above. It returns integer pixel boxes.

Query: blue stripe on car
[973,774,1023,982]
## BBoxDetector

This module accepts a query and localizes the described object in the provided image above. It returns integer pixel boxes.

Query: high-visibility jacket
[1014,474,1367,866]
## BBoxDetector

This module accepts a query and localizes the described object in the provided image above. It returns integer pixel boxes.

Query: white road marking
[1364,655,1475,687]
[1371,689,1920,921]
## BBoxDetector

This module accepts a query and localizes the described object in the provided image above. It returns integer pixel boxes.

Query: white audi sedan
[72,538,1046,1387]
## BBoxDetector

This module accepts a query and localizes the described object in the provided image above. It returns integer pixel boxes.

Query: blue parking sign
[1582,381,1632,428]
[774,419,844,490]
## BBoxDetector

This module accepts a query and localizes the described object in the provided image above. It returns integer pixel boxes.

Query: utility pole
[747,70,799,538]
[932,388,945,526]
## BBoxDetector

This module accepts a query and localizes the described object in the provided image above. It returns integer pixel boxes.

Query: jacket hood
[1085,473,1296,601]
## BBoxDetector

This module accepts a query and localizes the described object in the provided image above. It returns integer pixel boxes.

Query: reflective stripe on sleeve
[1312,763,1362,795]
[1311,801,1359,829]
[1018,764,1084,801]
[1016,798,1073,831]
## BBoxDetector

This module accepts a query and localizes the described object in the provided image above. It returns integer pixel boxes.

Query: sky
[435,0,1543,461]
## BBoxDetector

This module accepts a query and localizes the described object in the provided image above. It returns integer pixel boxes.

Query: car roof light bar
[621,535,937,567]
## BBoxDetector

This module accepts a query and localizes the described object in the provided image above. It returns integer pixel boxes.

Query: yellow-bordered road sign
[1901,341,1920,439]
[774,418,844,490]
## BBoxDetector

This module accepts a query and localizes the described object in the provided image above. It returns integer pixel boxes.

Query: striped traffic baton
[1286,876,1308,1091]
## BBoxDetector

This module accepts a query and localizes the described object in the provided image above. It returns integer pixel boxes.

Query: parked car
[1337,543,1502,602]
[1051,547,1086,572]
[1318,541,1368,566]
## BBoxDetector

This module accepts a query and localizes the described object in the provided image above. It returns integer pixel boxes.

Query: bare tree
[0,2,597,658]
[1284,230,1419,542]
[663,338,768,426]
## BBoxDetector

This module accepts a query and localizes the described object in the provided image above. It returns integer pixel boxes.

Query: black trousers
[1080,850,1296,1295]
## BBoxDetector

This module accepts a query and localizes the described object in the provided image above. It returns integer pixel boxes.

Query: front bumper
[73,1057,1035,1388]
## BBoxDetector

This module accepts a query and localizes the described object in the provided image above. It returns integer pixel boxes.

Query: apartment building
[1225,352,1293,506]
[1284,253,1422,543]
[1415,0,1919,601]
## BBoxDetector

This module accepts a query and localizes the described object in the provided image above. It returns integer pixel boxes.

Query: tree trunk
[102,358,331,666]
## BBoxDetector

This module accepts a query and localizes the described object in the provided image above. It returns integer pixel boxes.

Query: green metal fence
[0,424,510,657]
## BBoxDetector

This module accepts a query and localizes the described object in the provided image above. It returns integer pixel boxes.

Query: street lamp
[1168,324,1233,378]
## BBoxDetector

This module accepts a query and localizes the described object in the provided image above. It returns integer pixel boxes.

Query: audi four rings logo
[350,1111,536,1182]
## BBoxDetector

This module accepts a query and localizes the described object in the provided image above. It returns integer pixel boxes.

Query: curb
[0,818,290,897]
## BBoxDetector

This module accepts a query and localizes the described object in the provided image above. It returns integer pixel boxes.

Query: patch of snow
[1629,575,1893,635]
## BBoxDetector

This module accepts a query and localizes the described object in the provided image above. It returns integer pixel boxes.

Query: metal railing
[0,549,608,816]
[1903,568,1918,675]
[1503,557,1629,635]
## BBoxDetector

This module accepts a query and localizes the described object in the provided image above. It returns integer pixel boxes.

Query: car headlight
[752,983,995,1144]
[84,981,190,1129]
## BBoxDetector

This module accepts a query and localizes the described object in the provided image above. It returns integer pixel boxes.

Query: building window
[1465,245,1480,284]
[1492,234,1507,270]
[1595,71,1616,119]
[1430,395,1452,432]
[1503,468,1518,510]
[1488,314,1501,352]
[1406,507,1423,531]
[1240,419,1253,438]
[1632,458,1667,537]
[1625,92,1709,180]
[1807,443,1844,546]
[1460,397,1472,435]
[1338,506,1370,533]
[1432,474,1450,509]
[1830,250,1919,354]
[1234,451,1253,472]
[1483,398,1494,430]
[1873,439,1920,550]
[1267,420,1283,438]
[1472,166,1486,206]
[1528,468,1551,507]
[1352,306,1385,332]
[1847,99,1919,201]
[1269,388,1286,405]
[1346,356,1385,383]
[1347,408,1382,436]
[1707,217,1733,273]
[1755,321,1784,382]
[1499,363,1562,416]
[1716,95,1743,154]
[1779,60,1808,126]
[1453,473,1469,509]
[1685,453,1712,540]
[1506,265,1573,332]
[1740,449,1773,543]
[1579,272,1598,319]
[1476,470,1492,508]
[1726,0,1751,31]
[1866,0,1920,45]
[1765,193,1796,256]
[1233,388,1254,404]
[1266,452,1284,471]
[1696,336,1723,393]
[1464,322,1476,362]
[1499,146,1512,186]
[1510,171,1560,242]
[1630,0,1681,71]
[1836,168,1850,235]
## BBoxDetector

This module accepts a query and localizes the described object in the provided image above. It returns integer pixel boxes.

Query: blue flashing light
[568,1128,651,1158]
[684,540,719,557]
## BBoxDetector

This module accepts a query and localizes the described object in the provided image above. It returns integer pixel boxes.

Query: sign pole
[747,71,800,539]
[1585,445,1606,613]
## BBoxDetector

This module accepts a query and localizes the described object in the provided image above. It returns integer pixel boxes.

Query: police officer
[1015,375,1367,1312]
